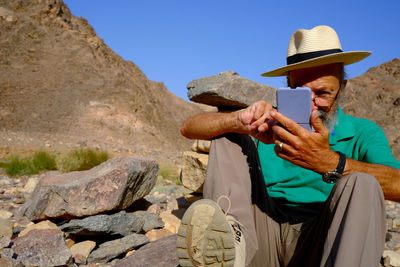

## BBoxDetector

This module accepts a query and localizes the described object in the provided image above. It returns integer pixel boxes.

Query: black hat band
[287,48,343,65]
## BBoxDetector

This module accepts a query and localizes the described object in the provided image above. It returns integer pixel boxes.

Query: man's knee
[339,172,384,202]
[342,171,380,188]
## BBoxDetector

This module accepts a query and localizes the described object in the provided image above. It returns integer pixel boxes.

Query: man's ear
[339,80,348,96]
[342,79,348,89]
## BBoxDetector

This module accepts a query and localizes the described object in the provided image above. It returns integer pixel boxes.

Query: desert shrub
[58,148,109,173]
[2,149,109,176]
[159,163,181,185]
[32,151,57,171]
[5,155,37,176]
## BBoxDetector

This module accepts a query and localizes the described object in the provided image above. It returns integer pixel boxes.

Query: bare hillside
[0,0,398,164]
[341,58,400,160]
[0,0,208,162]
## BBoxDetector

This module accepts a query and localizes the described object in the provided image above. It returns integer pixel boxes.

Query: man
[176,25,400,267]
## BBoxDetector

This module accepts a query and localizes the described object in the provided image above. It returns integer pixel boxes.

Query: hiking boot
[176,197,246,267]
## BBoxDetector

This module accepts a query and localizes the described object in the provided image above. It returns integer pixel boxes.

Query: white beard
[317,105,338,133]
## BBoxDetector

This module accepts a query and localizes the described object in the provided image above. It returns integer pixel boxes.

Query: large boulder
[187,71,276,109]
[21,157,159,220]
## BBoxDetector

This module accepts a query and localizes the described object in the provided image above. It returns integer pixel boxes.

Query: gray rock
[12,229,72,266]
[21,157,159,220]
[187,71,276,109]
[115,234,179,267]
[60,210,164,236]
[0,248,23,267]
[87,233,149,263]
[0,235,11,249]
[135,210,165,232]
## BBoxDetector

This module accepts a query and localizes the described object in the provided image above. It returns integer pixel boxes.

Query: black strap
[336,151,346,174]
[287,48,343,65]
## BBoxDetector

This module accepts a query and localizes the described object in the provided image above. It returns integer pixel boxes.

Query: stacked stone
[0,157,182,266]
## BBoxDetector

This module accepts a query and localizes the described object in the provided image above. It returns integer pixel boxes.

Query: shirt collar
[329,106,355,145]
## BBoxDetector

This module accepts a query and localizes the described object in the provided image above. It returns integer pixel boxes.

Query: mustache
[317,109,329,121]
[317,107,338,132]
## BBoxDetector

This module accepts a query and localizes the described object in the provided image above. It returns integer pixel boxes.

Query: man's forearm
[344,158,400,201]
[180,112,238,140]
[181,100,275,141]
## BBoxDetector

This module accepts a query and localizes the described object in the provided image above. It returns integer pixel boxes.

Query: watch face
[323,172,342,184]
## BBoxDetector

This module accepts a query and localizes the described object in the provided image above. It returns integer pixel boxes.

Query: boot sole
[176,199,235,267]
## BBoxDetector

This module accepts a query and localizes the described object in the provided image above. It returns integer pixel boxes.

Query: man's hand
[270,110,339,174]
[180,100,275,141]
[234,100,275,144]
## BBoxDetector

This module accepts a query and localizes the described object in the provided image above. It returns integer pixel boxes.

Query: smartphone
[276,87,312,131]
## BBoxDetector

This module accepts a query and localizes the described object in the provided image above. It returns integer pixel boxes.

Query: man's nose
[312,101,319,111]
[311,93,318,111]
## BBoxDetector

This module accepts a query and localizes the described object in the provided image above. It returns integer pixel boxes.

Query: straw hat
[261,25,371,77]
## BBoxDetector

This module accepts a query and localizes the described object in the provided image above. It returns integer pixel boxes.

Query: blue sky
[64,1,400,101]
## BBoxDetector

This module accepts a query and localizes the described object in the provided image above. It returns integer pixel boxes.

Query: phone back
[277,87,312,131]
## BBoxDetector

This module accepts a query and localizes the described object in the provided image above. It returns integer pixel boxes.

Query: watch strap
[336,151,346,174]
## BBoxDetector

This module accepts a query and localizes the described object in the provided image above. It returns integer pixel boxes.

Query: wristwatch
[322,151,346,184]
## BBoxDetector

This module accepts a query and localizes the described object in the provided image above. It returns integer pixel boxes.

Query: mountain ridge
[0,0,209,163]
[0,0,398,163]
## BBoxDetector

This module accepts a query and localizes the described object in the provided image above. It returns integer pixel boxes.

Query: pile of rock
[384,201,400,266]
[0,156,187,266]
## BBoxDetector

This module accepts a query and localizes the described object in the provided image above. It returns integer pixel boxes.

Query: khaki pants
[203,134,386,267]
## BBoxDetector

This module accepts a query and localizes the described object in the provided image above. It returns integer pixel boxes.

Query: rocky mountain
[0,0,208,163]
[341,58,400,160]
[0,0,398,165]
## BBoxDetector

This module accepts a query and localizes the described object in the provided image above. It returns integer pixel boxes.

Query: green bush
[32,151,57,171]
[159,163,181,185]
[58,148,109,173]
[5,155,37,176]
[2,149,109,176]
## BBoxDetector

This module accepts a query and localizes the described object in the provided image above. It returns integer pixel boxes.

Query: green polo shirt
[257,106,400,204]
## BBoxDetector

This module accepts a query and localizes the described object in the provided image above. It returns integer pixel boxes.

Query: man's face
[289,63,342,114]
[288,63,343,131]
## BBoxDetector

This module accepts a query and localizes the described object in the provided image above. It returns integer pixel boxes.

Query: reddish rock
[147,203,162,215]
[115,235,179,267]
[12,229,72,266]
[21,157,158,220]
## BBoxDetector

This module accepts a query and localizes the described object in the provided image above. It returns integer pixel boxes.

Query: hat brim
[261,51,371,77]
